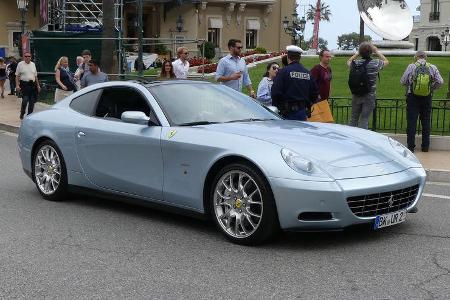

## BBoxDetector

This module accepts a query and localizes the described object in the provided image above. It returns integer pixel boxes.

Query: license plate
[374,210,407,229]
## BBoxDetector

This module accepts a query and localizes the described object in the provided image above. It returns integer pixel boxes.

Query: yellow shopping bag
[307,99,334,123]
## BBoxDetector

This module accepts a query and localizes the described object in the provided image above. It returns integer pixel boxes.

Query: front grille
[347,185,419,217]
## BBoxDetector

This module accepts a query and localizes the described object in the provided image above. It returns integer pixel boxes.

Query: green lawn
[248,56,450,99]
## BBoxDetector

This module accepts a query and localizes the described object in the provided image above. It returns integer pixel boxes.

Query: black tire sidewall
[210,162,279,245]
[32,140,68,201]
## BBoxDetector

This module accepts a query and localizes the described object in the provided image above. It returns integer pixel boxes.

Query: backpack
[411,62,432,97]
[348,59,371,96]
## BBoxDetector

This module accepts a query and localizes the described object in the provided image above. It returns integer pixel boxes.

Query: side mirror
[121,111,150,125]
[267,105,279,115]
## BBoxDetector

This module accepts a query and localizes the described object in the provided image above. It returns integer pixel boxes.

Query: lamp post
[282,11,306,46]
[441,27,449,52]
[176,15,184,33]
[16,0,28,57]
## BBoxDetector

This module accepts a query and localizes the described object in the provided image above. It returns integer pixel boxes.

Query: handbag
[307,99,334,123]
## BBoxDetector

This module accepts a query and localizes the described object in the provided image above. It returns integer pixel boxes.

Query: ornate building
[409,0,450,51]
[124,0,295,55]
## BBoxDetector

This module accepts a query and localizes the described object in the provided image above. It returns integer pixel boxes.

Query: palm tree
[306,1,331,50]
[306,1,332,23]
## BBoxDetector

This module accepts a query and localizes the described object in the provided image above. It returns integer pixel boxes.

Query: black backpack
[348,59,371,96]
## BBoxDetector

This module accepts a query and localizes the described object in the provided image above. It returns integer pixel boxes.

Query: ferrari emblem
[168,130,177,139]
[235,199,242,209]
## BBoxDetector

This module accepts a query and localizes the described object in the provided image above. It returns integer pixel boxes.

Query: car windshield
[148,82,281,126]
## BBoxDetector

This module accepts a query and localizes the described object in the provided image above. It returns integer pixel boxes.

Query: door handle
[77,131,86,138]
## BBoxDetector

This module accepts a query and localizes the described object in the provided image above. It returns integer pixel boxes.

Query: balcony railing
[429,11,440,21]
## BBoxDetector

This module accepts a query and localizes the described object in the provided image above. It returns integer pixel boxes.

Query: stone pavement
[1,93,449,182]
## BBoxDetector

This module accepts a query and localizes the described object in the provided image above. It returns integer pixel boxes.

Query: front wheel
[210,163,279,245]
[33,140,68,201]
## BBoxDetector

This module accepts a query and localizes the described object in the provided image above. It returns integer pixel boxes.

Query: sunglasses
[235,46,243,49]
[271,66,279,70]
[182,52,189,55]
[24,56,31,58]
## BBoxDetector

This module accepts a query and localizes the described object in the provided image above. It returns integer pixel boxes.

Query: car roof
[141,79,212,88]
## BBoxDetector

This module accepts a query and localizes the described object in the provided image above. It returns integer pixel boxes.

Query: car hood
[201,120,408,179]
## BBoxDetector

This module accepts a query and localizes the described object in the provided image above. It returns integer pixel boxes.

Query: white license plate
[374,210,407,229]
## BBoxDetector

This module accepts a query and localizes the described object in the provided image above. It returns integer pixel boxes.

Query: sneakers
[421,148,429,152]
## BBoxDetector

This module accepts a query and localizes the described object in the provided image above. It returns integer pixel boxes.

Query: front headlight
[281,148,313,173]
[388,137,420,164]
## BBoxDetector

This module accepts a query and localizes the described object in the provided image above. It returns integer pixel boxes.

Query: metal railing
[329,97,450,136]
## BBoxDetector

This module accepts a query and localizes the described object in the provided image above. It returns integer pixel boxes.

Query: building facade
[409,0,450,51]
[0,0,41,57]
[1,0,295,58]
[122,0,295,56]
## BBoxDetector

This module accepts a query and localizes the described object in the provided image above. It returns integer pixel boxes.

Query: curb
[0,123,19,134]
[426,169,450,183]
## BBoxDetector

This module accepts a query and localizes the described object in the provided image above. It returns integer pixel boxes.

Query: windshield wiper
[225,118,278,123]
[178,121,220,126]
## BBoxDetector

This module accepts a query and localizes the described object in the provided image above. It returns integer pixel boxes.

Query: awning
[247,19,260,30]
[208,18,223,29]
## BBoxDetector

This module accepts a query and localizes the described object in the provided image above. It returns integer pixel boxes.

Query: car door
[75,86,163,200]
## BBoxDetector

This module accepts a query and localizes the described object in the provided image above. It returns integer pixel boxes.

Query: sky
[296,0,421,49]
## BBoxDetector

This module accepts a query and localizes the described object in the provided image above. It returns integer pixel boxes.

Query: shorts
[0,75,7,81]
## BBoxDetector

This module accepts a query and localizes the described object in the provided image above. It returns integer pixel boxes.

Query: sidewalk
[1,93,449,182]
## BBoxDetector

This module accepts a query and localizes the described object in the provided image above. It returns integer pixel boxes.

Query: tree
[306,1,331,50]
[306,1,332,22]
[199,41,215,60]
[337,32,372,50]
[101,0,116,76]
[304,37,328,50]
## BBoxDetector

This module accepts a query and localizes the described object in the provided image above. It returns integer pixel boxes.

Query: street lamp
[16,0,28,34]
[16,0,29,57]
[441,27,449,51]
[282,12,306,46]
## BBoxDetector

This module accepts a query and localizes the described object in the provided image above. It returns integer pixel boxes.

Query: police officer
[271,45,318,120]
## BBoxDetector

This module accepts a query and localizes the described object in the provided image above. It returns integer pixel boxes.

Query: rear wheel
[210,163,279,245]
[33,140,68,201]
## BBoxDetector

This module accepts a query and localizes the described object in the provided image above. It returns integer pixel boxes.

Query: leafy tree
[304,37,328,51]
[337,32,372,50]
[199,41,216,60]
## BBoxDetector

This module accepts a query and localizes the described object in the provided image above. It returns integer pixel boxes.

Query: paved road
[0,131,449,299]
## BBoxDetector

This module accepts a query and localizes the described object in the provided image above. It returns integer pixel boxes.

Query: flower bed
[188,57,211,67]
[196,51,286,74]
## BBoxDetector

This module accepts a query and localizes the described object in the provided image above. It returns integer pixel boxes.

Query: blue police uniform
[271,62,318,120]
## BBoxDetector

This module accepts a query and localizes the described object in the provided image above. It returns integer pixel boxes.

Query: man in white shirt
[172,47,190,79]
[15,52,40,119]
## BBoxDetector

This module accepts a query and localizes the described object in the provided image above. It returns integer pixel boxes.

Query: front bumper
[269,167,426,230]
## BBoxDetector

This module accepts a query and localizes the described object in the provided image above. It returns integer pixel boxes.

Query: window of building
[246,30,257,49]
[431,0,439,12]
[208,28,220,47]
[415,38,419,51]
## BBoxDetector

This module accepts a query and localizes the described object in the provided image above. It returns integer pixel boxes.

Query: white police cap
[286,45,304,53]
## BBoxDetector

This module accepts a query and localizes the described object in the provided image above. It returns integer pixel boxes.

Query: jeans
[406,93,432,151]
[285,108,307,121]
[349,93,376,129]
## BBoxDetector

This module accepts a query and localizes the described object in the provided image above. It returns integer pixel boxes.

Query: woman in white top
[256,62,279,106]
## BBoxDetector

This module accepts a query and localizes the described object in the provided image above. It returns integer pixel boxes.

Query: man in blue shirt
[215,39,255,98]
[271,45,318,120]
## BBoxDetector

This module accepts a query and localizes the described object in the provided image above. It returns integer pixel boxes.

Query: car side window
[70,89,102,116]
[94,87,152,121]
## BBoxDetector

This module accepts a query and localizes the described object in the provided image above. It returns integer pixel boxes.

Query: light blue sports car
[18,81,426,245]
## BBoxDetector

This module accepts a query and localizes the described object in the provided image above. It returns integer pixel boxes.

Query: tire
[210,163,279,245]
[32,140,68,201]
